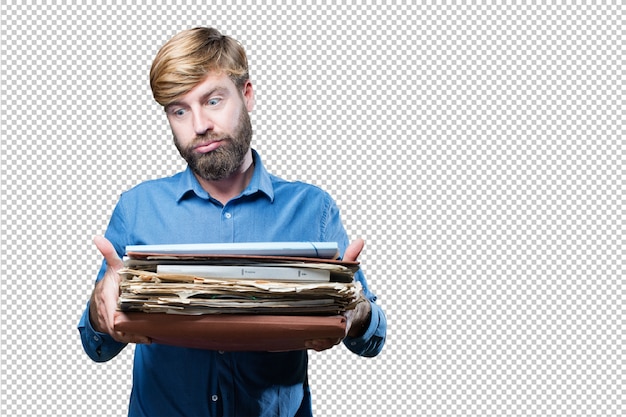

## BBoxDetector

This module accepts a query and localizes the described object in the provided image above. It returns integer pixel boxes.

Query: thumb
[94,235,124,270]
[343,238,365,262]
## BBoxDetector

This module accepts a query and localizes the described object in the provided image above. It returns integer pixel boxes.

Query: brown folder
[114,312,347,352]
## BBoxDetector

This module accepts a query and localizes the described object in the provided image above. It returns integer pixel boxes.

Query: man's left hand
[304,239,371,352]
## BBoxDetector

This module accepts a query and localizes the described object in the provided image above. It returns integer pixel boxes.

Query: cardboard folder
[114,311,347,352]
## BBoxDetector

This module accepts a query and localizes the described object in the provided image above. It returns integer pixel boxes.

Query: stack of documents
[117,242,361,316]
[113,242,361,350]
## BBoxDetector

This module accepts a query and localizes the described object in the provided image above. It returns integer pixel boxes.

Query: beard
[174,108,253,181]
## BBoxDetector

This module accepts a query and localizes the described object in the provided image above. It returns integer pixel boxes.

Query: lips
[194,140,223,154]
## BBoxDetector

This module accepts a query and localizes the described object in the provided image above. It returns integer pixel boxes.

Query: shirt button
[224,212,232,219]
[218,350,224,354]
[211,394,219,402]
[93,335,100,342]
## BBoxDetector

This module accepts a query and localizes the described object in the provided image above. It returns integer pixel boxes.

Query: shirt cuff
[77,301,127,362]
[343,301,386,357]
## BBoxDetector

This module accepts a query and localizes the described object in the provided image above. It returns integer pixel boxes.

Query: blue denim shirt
[78,149,386,417]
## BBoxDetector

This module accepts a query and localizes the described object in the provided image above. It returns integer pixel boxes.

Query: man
[78,27,386,417]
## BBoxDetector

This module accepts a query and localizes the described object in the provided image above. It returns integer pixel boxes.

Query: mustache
[180,134,232,151]
[193,133,230,144]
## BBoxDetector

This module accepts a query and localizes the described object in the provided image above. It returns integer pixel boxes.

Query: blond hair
[150,27,249,106]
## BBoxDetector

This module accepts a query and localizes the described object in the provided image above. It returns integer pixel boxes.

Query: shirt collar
[176,148,275,202]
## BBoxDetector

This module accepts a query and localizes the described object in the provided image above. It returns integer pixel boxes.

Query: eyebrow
[199,88,229,104]
[166,86,230,111]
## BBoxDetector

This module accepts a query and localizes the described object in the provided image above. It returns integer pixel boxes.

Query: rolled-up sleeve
[77,194,129,362]
[78,301,127,362]
[323,196,388,358]
[343,300,387,357]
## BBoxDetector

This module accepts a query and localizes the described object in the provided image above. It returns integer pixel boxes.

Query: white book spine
[156,265,330,282]
[126,241,339,259]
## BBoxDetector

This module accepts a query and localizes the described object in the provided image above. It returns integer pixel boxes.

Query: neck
[195,149,255,205]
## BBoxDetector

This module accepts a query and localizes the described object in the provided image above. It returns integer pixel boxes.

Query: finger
[113,331,152,345]
[343,238,365,262]
[304,338,341,352]
[94,235,124,271]
[304,340,325,352]
[89,273,118,333]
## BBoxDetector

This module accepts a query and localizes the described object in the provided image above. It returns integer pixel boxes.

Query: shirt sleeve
[322,194,387,357]
[343,299,387,357]
[77,196,129,362]
[78,300,127,362]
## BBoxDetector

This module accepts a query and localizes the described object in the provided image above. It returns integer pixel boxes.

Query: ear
[242,80,255,112]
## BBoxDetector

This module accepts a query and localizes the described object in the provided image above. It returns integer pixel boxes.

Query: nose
[192,110,213,135]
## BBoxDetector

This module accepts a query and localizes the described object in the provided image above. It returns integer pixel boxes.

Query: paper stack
[113,242,362,351]
[116,242,362,316]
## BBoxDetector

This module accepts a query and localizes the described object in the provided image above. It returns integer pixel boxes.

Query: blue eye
[208,98,221,106]
[167,107,186,117]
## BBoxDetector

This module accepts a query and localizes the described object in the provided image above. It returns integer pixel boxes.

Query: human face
[166,73,255,181]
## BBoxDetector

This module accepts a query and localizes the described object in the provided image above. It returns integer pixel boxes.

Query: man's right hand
[89,236,151,344]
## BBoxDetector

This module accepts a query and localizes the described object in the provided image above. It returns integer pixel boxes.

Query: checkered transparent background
[1,1,623,416]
